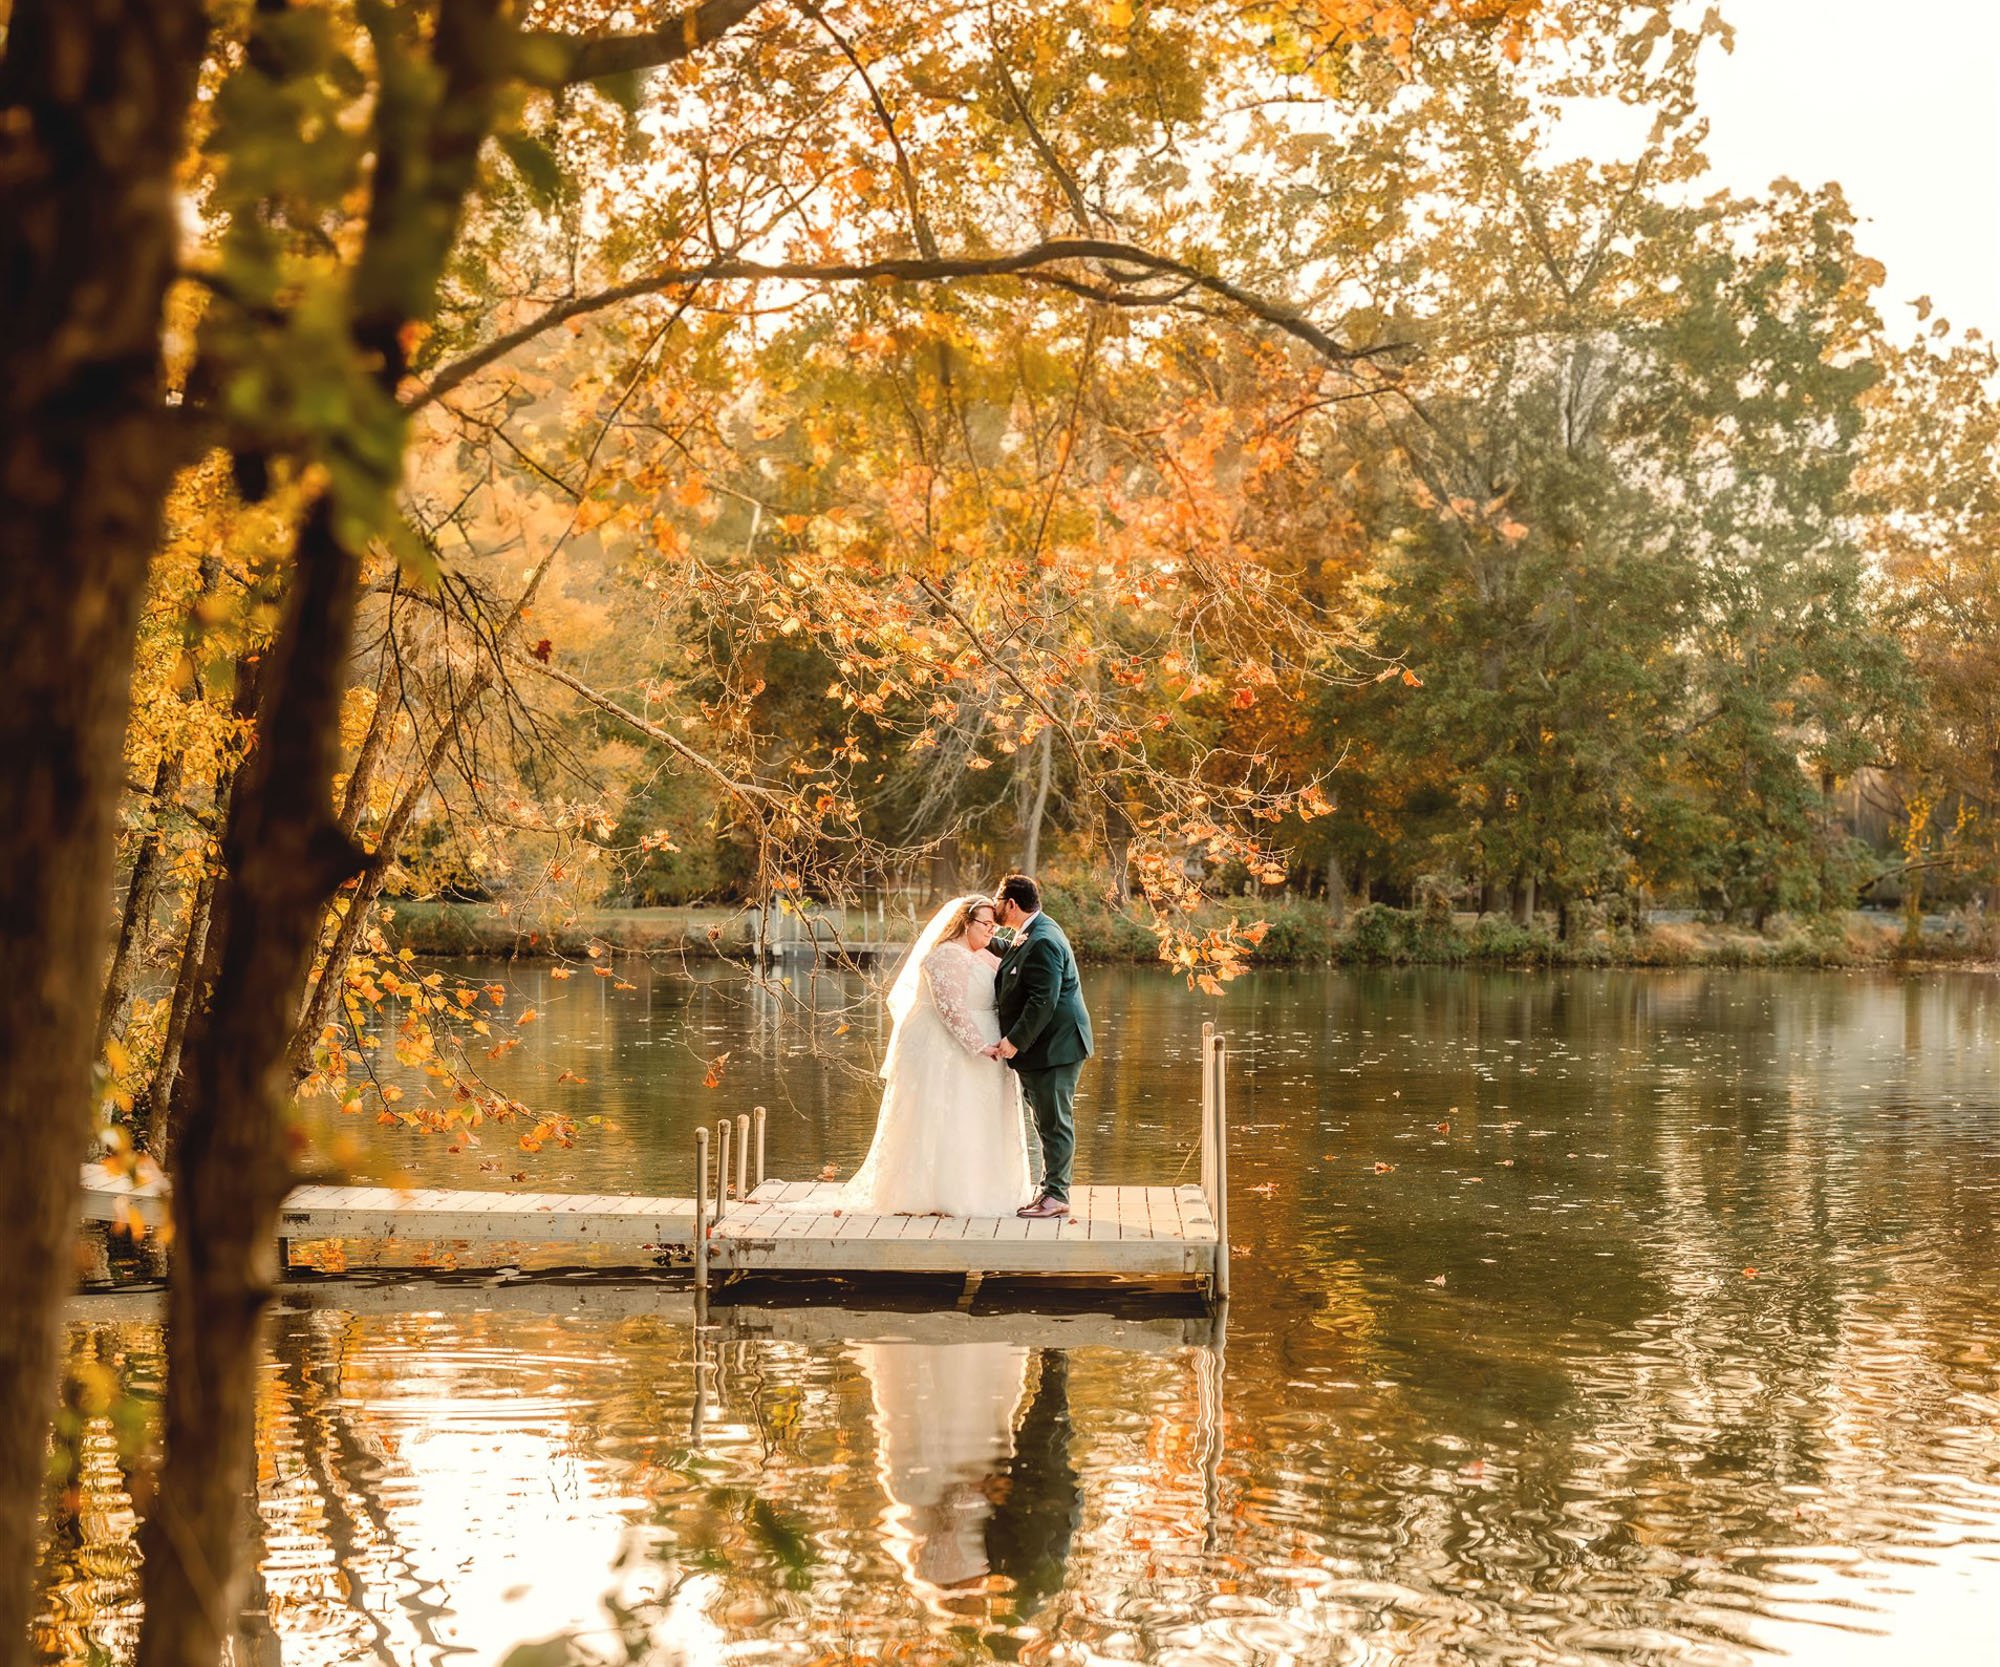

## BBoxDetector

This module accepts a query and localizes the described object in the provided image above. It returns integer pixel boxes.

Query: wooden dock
[708,1181,1215,1277]
[81,1028,1234,1301]
[81,1171,696,1249]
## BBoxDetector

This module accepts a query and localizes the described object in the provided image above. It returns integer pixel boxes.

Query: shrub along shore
[388,892,1991,970]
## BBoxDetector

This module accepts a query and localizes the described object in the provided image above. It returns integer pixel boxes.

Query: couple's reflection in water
[855,1340,1079,1632]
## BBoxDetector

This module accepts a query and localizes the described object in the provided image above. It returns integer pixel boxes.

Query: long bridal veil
[880,894,990,1070]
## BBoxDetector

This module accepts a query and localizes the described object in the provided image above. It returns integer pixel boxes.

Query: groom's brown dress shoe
[1018,1195,1069,1219]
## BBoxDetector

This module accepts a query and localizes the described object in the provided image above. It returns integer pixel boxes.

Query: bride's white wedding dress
[838,935,1036,1216]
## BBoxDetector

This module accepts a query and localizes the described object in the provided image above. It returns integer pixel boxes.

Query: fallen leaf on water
[1433,1122,1450,1134]
[1249,1182,1278,1196]
[1427,1273,1447,1285]
[702,1051,732,1088]
[1373,1161,1395,1173]
[1498,1158,1515,1167]
[818,1163,841,1181]
[1743,1267,1758,1278]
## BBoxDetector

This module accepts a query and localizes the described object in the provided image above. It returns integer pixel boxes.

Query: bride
[834,894,1037,1216]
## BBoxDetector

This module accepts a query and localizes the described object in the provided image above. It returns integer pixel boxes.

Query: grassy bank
[387,893,1986,970]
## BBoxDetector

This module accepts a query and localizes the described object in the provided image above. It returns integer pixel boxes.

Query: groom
[985,874,1093,1219]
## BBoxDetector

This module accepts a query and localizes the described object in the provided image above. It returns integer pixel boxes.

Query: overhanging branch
[409,238,1387,410]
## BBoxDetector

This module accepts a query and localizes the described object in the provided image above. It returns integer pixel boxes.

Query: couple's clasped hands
[983,1038,1017,1062]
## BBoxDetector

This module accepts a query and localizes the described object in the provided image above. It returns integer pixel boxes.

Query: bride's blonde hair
[941,893,996,942]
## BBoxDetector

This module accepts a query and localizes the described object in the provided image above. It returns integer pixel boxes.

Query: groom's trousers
[1016,1061,1081,1202]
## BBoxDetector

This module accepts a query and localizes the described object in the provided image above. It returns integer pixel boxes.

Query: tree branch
[519,0,771,86]
[516,651,783,811]
[409,238,1378,409]
[989,30,1097,236]
[796,0,939,259]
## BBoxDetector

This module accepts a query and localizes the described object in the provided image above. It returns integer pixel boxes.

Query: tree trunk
[148,655,264,1163]
[140,869,216,1161]
[928,835,963,903]
[136,497,368,1667]
[340,652,402,837]
[1020,727,1054,874]
[138,7,505,1659]
[96,754,186,1054]
[0,5,209,1654]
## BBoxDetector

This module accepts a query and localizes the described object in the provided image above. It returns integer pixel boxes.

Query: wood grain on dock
[710,1181,1218,1277]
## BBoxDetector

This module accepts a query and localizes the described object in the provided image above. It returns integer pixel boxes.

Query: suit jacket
[995,913,1093,1070]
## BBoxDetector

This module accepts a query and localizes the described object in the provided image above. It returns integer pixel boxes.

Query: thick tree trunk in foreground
[137,500,367,1667]
[0,6,208,1657]
[139,6,506,1661]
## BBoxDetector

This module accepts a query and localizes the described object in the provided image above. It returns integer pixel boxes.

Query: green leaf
[497,130,566,210]
[589,68,644,114]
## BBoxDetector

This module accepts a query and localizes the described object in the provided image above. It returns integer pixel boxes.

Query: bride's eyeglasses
[965,911,998,940]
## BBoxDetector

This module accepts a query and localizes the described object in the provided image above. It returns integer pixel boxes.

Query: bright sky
[1695,0,2000,339]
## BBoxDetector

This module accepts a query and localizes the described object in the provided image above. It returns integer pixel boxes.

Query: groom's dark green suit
[995,912,1093,1203]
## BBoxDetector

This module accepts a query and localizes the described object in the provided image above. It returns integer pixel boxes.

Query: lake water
[44,965,2000,1665]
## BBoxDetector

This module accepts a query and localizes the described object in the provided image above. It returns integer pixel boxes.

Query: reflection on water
[40,967,2000,1664]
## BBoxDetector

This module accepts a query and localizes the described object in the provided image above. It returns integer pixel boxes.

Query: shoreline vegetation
[389,891,1999,971]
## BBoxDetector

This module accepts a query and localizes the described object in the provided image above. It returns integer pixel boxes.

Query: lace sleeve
[922,945,989,1055]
